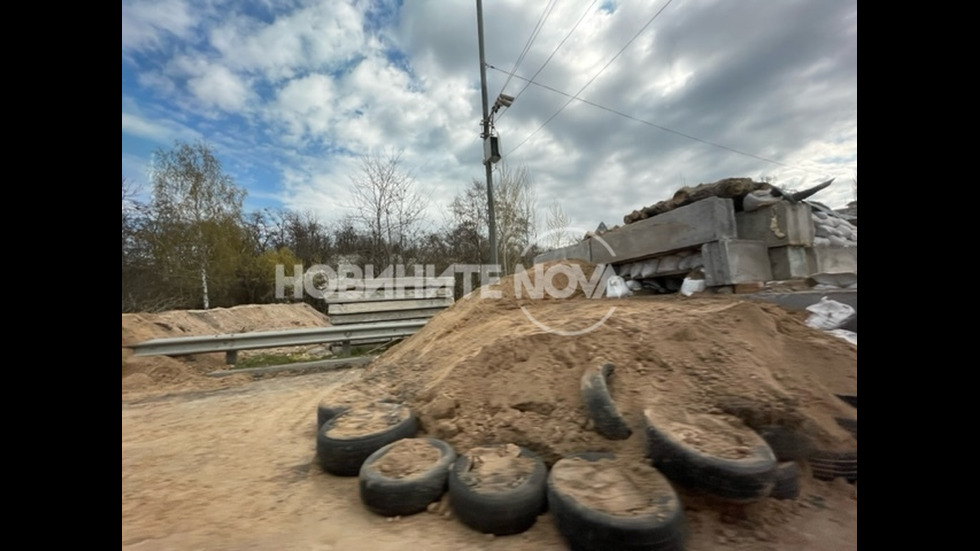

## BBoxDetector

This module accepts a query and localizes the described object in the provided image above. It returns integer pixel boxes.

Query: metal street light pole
[476,0,498,268]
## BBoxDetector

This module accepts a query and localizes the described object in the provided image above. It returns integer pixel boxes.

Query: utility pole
[476,0,498,268]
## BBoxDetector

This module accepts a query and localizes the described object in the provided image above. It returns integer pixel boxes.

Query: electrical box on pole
[483,136,501,164]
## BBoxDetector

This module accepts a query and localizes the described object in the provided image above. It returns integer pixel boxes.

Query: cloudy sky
[122,0,857,234]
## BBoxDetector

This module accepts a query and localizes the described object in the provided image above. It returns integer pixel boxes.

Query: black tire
[316,404,349,430]
[809,450,857,482]
[770,462,800,500]
[834,417,857,440]
[547,452,685,551]
[581,363,632,440]
[358,438,456,516]
[643,409,777,501]
[835,394,858,409]
[317,402,419,476]
[754,425,814,462]
[448,444,547,535]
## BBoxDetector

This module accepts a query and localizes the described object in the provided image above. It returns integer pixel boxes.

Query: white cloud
[121,110,200,144]
[208,1,366,80]
[121,0,196,52]
[187,64,252,111]
[161,54,254,113]
[271,74,338,141]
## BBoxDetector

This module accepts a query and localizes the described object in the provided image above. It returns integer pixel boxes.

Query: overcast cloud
[122,0,857,232]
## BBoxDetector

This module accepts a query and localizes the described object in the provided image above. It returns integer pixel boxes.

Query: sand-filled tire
[358,438,456,516]
[834,417,857,440]
[753,425,814,462]
[835,394,857,409]
[316,404,349,430]
[770,462,800,500]
[643,408,777,501]
[448,444,547,535]
[317,402,419,476]
[809,449,857,482]
[547,452,685,551]
[580,363,632,440]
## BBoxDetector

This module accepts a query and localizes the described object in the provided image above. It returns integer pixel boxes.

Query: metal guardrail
[127,320,426,364]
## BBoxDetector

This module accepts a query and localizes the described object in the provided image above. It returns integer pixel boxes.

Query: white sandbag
[658,255,681,273]
[680,277,706,296]
[640,259,659,278]
[605,275,633,298]
[805,297,856,330]
[827,329,857,346]
[629,262,644,280]
[743,190,782,212]
[814,236,832,247]
[626,279,643,291]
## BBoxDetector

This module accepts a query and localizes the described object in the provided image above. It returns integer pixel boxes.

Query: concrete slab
[533,239,592,264]
[702,239,773,286]
[769,245,812,280]
[807,246,858,274]
[735,202,815,247]
[590,197,737,264]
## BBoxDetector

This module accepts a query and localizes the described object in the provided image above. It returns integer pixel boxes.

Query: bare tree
[544,200,572,251]
[449,179,489,263]
[348,150,427,268]
[494,162,537,275]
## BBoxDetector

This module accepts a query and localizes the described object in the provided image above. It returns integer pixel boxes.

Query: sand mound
[121,303,332,393]
[323,261,858,464]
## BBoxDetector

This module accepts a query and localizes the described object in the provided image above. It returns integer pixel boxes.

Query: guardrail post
[342,339,351,356]
[226,350,238,365]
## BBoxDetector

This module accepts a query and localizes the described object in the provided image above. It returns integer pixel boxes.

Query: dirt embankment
[121,303,332,394]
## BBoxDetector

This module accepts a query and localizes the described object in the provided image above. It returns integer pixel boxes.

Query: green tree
[149,140,246,309]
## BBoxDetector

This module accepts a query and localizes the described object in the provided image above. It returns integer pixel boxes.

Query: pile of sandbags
[812,207,857,248]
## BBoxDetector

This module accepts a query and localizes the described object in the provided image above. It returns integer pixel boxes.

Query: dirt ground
[122,288,857,550]
[122,369,856,551]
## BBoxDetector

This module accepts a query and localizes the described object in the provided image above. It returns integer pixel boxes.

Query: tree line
[122,140,570,313]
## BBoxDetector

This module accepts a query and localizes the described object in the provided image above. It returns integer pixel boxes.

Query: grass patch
[234,351,328,369]
[231,339,404,369]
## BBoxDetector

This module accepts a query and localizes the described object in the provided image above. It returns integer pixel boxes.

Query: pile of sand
[121,303,332,393]
[322,260,858,465]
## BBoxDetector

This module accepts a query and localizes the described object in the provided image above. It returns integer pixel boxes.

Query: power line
[494,0,560,103]
[504,0,675,157]
[496,0,600,124]
[488,66,800,170]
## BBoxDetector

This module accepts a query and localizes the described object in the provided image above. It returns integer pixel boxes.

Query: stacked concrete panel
[533,192,857,290]
[701,239,774,286]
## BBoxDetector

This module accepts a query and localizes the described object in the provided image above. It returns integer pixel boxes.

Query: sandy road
[122,368,855,551]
